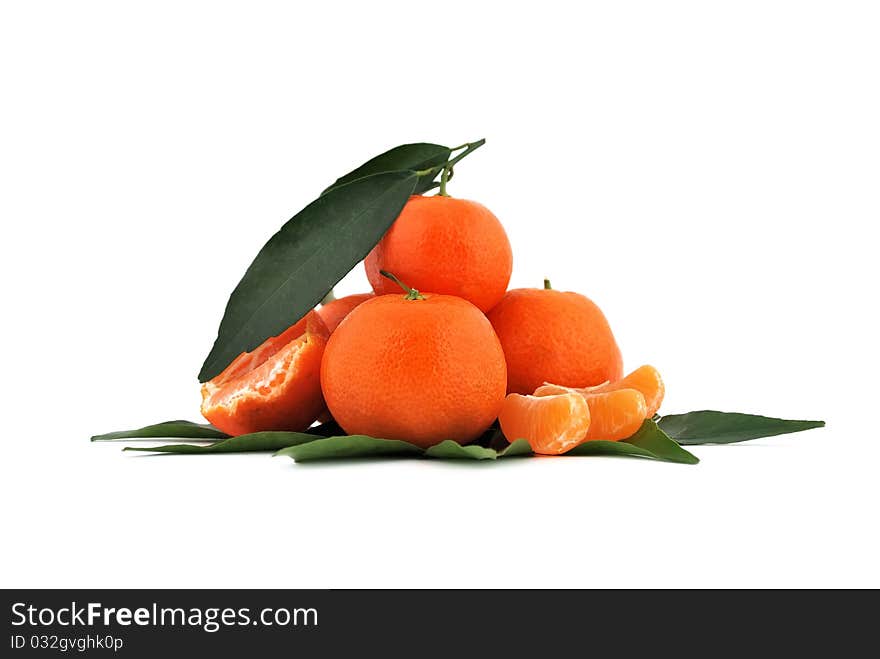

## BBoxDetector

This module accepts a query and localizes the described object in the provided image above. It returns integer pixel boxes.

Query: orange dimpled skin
[498,392,591,455]
[320,292,507,448]
[364,195,513,312]
[536,365,664,418]
[317,293,373,333]
[487,282,623,395]
[200,312,329,436]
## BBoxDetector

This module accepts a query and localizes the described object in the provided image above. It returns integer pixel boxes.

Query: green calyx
[380,270,424,300]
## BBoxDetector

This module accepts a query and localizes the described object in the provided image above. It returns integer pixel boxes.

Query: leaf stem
[380,270,424,300]
[445,138,486,169]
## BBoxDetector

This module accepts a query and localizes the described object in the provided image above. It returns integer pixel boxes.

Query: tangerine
[364,195,512,312]
[201,311,329,436]
[320,273,507,448]
[317,292,373,333]
[487,279,623,394]
[498,392,591,455]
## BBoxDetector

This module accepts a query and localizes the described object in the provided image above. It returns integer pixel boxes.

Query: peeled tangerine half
[498,392,592,455]
[201,311,329,436]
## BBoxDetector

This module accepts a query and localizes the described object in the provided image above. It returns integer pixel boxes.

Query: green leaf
[497,438,533,457]
[425,440,498,460]
[623,419,701,464]
[199,170,419,381]
[275,435,424,462]
[91,420,229,442]
[565,420,700,464]
[565,439,665,460]
[322,143,451,196]
[123,431,319,454]
[275,433,533,463]
[658,411,825,445]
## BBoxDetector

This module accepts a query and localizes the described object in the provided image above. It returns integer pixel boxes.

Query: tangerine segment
[498,392,591,455]
[201,312,329,436]
[534,385,648,441]
[536,364,664,418]
[582,389,647,440]
[590,365,664,417]
[317,293,373,334]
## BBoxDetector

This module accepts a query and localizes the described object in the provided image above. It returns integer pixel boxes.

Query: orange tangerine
[364,195,513,313]
[487,280,623,394]
[317,292,373,333]
[320,279,507,448]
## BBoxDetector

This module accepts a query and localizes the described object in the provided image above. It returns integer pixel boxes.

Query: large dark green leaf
[565,420,699,464]
[123,431,319,454]
[658,411,825,445]
[322,143,451,196]
[199,171,419,381]
[275,435,423,462]
[91,420,228,442]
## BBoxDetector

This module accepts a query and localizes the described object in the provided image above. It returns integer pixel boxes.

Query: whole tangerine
[320,273,507,447]
[317,292,374,333]
[487,279,623,395]
[364,195,512,312]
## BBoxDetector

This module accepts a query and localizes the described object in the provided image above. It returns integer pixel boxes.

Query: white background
[1,1,878,588]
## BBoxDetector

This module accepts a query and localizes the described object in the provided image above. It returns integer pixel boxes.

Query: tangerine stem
[544,278,552,290]
[380,270,424,300]
[438,166,451,196]
[321,289,337,305]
